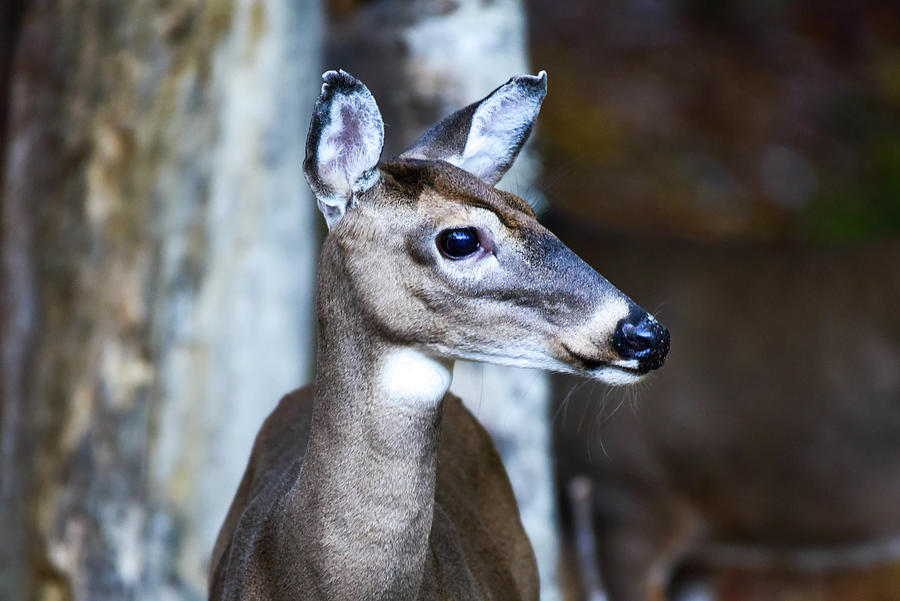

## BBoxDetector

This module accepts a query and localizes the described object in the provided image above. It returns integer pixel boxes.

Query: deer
[207,70,670,601]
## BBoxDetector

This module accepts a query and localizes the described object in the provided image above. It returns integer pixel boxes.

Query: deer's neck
[284,244,451,598]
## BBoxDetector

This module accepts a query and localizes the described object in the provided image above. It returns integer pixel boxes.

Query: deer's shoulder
[209,386,315,589]
[423,393,539,600]
[242,386,316,501]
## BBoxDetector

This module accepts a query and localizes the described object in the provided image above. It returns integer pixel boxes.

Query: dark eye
[438,227,481,259]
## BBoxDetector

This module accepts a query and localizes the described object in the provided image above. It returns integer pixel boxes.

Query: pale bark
[1,1,321,599]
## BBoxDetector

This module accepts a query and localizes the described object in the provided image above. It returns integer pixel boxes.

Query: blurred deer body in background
[552,231,900,601]
[208,71,669,600]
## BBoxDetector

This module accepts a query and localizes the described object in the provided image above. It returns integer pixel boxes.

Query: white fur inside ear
[315,88,383,225]
[459,82,542,184]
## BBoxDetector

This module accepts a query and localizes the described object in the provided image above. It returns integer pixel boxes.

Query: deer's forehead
[379,161,537,230]
[412,188,507,226]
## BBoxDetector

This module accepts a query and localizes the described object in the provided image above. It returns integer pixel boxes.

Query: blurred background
[1,1,899,601]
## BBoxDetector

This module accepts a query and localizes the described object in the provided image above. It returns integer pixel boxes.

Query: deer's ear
[304,70,384,228]
[400,72,547,186]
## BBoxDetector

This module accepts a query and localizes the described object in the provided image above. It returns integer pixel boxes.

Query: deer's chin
[560,345,647,386]
[589,365,646,387]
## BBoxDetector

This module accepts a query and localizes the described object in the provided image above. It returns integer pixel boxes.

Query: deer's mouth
[589,363,646,386]
[562,345,646,383]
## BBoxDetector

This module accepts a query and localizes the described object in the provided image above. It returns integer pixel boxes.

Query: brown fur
[210,387,538,600]
[208,159,655,601]
[209,72,664,600]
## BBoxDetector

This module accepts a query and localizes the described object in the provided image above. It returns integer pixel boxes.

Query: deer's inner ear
[304,70,384,228]
[399,72,547,186]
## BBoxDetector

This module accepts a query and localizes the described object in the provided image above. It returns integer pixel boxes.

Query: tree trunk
[1,1,322,599]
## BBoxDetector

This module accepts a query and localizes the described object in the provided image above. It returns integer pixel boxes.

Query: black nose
[612,310,670,372]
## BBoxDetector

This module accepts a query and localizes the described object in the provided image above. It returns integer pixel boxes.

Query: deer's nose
[612,310,670,372]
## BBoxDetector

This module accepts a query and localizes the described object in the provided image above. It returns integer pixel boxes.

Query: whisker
[553,378,589,427]
[577,388,593,434]
[605,394,629,423]
[650,300,670,321]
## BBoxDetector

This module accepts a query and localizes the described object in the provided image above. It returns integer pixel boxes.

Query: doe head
[304,70,669,385]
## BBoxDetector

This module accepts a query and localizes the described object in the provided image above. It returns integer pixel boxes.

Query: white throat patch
[378,349,452,407]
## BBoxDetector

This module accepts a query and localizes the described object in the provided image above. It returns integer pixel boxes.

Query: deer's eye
[438,228,481,259]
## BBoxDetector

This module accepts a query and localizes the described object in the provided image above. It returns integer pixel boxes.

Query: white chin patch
[592,366,644,387]
[378,349,452,407]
